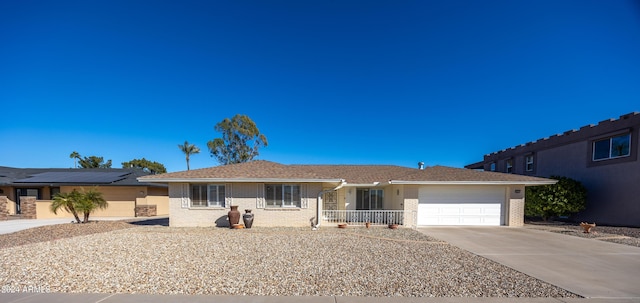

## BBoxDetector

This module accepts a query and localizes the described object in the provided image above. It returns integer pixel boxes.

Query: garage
[417,185,506,226]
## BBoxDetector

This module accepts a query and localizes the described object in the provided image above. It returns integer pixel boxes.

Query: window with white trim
[525,155,534,172]
[505,159,513,173]
[265,184,301,208]
[490,162,496,171]
[593,133,631,161]
[191,184,225,207]
[356,188,384,210]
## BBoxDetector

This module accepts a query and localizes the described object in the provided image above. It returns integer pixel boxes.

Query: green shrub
[525,176,587,221]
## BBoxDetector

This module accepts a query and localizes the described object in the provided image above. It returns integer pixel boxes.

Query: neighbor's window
[50,187,61,199]
[265,184,301,208]
[525,155,534,172]
[593,133,631,161]
[490,162,496,171]
[191,184,225,207]
[505,159,513,173]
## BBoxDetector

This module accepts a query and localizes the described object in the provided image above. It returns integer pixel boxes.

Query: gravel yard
[0,223,578,298]
[525,221,640,247]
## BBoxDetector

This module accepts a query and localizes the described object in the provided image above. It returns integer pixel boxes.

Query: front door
[356,188,383,210]
[15,188,39,214]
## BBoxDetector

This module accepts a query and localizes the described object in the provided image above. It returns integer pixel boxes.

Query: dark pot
[228,205,241,228]
[243,209,254,229]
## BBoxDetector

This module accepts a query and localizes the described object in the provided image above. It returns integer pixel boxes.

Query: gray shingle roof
[139,160,554,185]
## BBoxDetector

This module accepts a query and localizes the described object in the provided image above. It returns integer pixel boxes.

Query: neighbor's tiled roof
[139,160,553,184]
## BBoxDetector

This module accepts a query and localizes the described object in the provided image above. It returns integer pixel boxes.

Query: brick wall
[135,205,157,217]
[507,185,525,227]
[0,196,7,220]
[169,183,321,228]
[402,186,419,228]
[20,196,37,219]
[507,199,525,227]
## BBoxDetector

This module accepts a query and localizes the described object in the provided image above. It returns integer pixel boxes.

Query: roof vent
[418,162,425,170]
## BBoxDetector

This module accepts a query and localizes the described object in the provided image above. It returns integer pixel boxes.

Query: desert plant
[51,188,108,223]
[75,188,108,223]
[51,190,83,223]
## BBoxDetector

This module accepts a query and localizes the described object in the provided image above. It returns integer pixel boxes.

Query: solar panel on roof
[14,171,130,184]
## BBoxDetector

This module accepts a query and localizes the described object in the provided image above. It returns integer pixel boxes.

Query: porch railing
[322,210,408,226]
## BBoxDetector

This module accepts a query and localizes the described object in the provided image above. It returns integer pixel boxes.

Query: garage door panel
[418,186,505,226]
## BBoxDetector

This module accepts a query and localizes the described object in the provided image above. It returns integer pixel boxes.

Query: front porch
[322,210,416,227]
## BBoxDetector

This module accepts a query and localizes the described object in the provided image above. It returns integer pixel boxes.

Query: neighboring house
[0,167,169,219]
[466,112,640,227]
[138,160,554,228]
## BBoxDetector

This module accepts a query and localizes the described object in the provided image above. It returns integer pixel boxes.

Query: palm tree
[69,151,80,168]
[77,188,108,223]
[178,141,200,171]
[51,190,82,223]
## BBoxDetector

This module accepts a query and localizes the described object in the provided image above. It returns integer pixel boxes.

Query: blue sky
[1,0,639,172]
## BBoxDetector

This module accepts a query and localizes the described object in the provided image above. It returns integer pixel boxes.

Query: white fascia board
[389,180,558,185]
[136,178,344,183]
[341,182,382,187]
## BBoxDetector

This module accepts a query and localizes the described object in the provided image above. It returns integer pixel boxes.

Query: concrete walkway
[419,227,640,300]
[1,293,639,303]
[0,217,145,235]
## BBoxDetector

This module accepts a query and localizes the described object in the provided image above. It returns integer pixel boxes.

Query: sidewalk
[1,293,639,303]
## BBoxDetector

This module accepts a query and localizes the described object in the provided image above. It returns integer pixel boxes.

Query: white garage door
[418,186,505,226]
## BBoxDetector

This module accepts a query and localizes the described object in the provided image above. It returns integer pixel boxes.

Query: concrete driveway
[419,227,640,299]
[0,217,137,235]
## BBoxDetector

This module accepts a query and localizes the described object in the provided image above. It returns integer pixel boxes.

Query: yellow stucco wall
[34,185,168,219]
[36,200,136,218]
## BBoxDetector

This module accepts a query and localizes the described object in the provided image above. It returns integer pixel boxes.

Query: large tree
[122,158,167,174]
[525,176,587,221]
[178,141,200,171]
[70,152,112,168]
[207,114,268,165]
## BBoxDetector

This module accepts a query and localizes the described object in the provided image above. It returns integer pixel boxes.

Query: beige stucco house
[0,167,168,220]
[138,161,555,228]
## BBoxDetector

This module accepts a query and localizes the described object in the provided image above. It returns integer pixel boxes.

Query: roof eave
[137,178,345,183]
[341,182,382,187]
[389,180,558,185]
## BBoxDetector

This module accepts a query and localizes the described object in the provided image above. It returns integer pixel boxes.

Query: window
[593,133,631,161]
[525,155,534,172]
[191,184,225,207]
[265,184,300,208]
[356,188,384,210]
[505,159,513,173]
[50,187,61,199]
[490,162,496,171]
